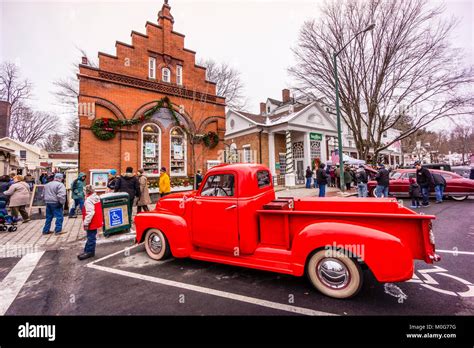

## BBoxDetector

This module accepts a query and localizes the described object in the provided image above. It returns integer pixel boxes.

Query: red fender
[290,222,414,282]
[134,208,192,258]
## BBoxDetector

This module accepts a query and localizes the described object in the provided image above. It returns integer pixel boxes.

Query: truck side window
[200,174,235,197]
[257,170,271,188]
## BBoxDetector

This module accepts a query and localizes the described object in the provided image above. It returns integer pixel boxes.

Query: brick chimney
[0,101,11,138]
[282,89,290,103]
[260,102,266,115]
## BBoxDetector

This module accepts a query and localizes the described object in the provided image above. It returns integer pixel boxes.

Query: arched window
[141,123,161,175]
[169,126,187,176]
[162,67,170,83]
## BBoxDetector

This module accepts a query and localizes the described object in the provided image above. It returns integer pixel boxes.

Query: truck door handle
[225,205,237,210]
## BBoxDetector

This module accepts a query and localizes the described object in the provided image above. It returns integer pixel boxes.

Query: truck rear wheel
[144,229,171,261]
[307,249,363,299]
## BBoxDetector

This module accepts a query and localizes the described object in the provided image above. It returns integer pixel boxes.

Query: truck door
[192,173,239,253]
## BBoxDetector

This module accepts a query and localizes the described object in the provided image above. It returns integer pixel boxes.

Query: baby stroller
[0,200,18,232]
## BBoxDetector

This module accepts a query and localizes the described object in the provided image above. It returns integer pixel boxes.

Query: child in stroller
[0,200,18,232]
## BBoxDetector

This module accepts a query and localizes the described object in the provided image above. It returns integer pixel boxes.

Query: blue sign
[109,208,123,227]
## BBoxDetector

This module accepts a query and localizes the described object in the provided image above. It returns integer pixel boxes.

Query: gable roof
[0,137,45,156]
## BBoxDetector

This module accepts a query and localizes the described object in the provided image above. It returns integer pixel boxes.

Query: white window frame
[242,144,251,163]
[169,126,187,177]
[141,123,161,177]
[162,67,170,83]
[148,57,156,79]
[176,65,183,85]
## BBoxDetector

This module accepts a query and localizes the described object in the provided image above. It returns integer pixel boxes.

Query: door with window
[192,173,239,253]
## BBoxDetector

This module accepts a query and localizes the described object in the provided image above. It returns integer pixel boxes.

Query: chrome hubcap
[317,258,350,289]
[149,233,163,254]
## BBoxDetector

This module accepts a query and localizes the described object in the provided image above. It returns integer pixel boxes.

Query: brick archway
[81,96,126,120]
[197,115,225,133]
[132,101,196,133]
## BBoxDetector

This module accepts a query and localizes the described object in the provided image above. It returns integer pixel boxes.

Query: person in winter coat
[137,168,151,213]
[114,167,140,207]
[415,161,434,206]
[195,169,203,190]
[159,167,171,197]
[107,169,118,192]
[355,165,368,197]
[343,165,352,191]
[409,177,422,208]
[43,173,67,235]
[69,172,86,217]
[375,164,390,197]
[77,185,103,260]
[329,166,335,187]
[316,163,329,197]
[305,166,313,189]
[0,175,11,205]
[432,172,447,204]
[4,175,31,223]
[24,173,35,191]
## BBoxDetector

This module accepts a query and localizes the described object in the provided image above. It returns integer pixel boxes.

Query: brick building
[78,1,225,190]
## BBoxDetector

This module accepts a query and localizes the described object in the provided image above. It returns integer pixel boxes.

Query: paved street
[0,195,472,316]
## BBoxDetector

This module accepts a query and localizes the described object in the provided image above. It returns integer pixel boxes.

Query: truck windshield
[200,174,235,197]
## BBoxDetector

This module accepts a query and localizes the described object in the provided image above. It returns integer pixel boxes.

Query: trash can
[100,192,132,237]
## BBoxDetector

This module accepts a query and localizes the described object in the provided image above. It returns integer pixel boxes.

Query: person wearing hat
[355,164,369,197]
[42,173,67,235]
[415,161,434,206]
[159,167,171,197]
[114,167,140,208]
[69,172,86,218]
[374,163,390,197]
[107,169,118,192]
[78,185,103,260]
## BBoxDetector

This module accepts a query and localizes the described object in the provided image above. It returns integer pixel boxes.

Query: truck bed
[257,197,435,262]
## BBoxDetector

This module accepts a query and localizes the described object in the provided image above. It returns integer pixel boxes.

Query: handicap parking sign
[109,208,124,227]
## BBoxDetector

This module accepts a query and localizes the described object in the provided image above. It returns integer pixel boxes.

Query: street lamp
[333,23,375,191]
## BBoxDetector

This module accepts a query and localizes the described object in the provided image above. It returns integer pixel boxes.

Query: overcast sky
[1,0,473,129]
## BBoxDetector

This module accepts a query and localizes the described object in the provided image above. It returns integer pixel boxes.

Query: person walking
[355,165,368,197]
[4,175,31,223]
[107,169,118,192]
[415,161,434,207]
[344,165,352,191]
[334,165,340,189]
[77,185,103,260]
[432,172,446,204]
[24,173,35,191]
[375,164,390,197]
[159,167,171,198]
[409,177,422,208]
[114,167,140,208]
[329,166,335,187]
[316,163,328,197]
[69,172,86,218]
[137,168,151,213]
[195,169,203,190]
[305,166,313,189]
[39,172,48,185]
[43,173,67,235]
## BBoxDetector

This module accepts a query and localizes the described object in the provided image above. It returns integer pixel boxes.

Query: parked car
[451,166,473,179]
[134,163,440,299]
[368,168,474,201]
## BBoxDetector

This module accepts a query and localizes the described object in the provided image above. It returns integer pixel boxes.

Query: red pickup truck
[134,164,440,299]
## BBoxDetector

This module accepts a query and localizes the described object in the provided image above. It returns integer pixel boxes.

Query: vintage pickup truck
[134,163,440,299]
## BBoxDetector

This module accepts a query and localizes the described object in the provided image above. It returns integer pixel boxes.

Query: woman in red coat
[78,185,104,260]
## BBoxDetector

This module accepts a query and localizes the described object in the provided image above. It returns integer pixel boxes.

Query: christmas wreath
[202,131,219,149]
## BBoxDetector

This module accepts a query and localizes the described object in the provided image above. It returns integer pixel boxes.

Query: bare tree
[42,134,64,152]
[290,0,474,160]
[66,116,79,148]
[450,124,473,163]
[0,62,33,136]
[10,104,59,144]
[199,59,247,110]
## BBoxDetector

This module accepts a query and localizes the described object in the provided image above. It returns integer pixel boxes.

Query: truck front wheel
[144,229,171,261]
[307,249,363,299]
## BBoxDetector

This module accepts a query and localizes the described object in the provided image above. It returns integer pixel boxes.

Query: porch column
[268,132,276,176]
[320,134,327,163]
[303,132,311,169]
[285,130,296,187]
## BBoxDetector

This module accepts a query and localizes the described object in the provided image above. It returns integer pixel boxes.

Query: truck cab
[134,163,439,299]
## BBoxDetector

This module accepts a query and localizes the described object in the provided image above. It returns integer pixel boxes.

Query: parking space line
[436,249,474,256]
[87,243,143,265]
[87,262,338,316]
[0,251,45,315]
